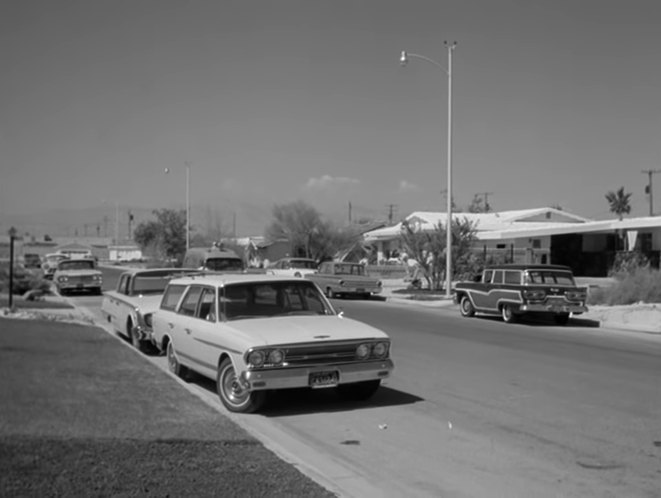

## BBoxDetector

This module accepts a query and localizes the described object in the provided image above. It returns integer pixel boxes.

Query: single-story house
[363,207,661,277]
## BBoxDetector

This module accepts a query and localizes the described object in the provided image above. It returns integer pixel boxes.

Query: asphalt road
[70,267,661,497]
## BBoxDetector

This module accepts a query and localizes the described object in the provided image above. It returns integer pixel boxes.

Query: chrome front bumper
[243,359,394,391]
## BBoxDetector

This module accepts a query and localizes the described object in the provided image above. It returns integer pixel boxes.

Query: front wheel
[501,304,517,323]
[217,358,265,413]
[459,295,476,317]
[336,380,381,401]
[325,287,336,299]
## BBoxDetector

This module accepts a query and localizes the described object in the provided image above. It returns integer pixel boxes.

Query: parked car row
[101,269,394,413]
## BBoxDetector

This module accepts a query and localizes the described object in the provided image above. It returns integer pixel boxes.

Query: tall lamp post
[7,226,17,309]
[400,42,456,298]
[165,161,191,251]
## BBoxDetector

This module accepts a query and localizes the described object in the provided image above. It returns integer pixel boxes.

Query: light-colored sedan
[267,257,318,277]
[53,258,102,295]
[151,273,394,413]
[101,268,196,352]
[305,261,382,299]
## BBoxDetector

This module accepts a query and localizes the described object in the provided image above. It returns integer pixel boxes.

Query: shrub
[588,267,661,305]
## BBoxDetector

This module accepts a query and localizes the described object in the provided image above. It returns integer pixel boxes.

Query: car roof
[168,273,312,287]
[279,257,316,262]
[119,267,197,276]
[484,264,572,271]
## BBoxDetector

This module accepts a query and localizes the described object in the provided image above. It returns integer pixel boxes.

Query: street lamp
[400,42,457,298]
[165,161,191,250]
[7,226,17,309]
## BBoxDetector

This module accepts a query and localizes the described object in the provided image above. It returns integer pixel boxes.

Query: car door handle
[168,322,174,329]
[185,328,192,335]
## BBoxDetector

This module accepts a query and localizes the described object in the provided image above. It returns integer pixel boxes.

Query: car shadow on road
[188,373,423,416]
[476,314,601,328]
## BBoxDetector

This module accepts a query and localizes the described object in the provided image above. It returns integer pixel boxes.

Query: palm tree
[605,187,632,221]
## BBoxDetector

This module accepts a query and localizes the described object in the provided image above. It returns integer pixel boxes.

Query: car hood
[225,315,389,346]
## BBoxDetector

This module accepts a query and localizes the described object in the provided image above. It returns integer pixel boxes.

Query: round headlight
[355,343,370,360]
[372,341,389,359]
[57,276,68,282]
[247,350,266,368]
[268,349,285,365]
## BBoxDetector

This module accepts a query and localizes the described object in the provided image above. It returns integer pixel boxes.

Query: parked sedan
[52,258,102,295]
[42,253,69,280]
[151,274,394,413]
[101,268,196,352]
[305,261,382,299]
[267,257,318,277]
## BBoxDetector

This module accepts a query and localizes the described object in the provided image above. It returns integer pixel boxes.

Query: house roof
[363,207,661,243]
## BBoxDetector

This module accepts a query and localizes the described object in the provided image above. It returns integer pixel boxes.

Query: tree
[466,194,491,213]
[605,187,632,221]
[265,201,361,261]
[133,209,187,263]
[399,217,478,290]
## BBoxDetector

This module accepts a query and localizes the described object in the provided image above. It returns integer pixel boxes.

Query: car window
[197,287,217,322]
[492,270,504,284]
[205,258,244,272]
[179,286,203,317]
[118,274,129,295]
[221,281,331,320]
[132,271,191,295]
[58,259,95,271]
[482,270,493,283]
[504,271,521,285]
[160,284,187,311]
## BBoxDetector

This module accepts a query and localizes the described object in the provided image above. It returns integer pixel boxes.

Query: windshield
[290,260,317,269]
[525,270,575,286]
[221,281,333,320]
[58,260,95,271]
[335,264,365,276]
[205,258,244,272]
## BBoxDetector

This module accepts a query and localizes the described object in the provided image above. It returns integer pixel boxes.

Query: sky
[2,0,661,238]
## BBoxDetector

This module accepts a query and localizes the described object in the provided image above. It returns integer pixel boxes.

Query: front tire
[129,321,149,353]
[459,295,476,317]
[167,341,189,380]
[337,380,381,401]
[501,304,517,323]
[217,358,265,413]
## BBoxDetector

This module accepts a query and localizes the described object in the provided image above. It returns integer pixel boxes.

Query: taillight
[565,290,587,301]
[523,289,546,301]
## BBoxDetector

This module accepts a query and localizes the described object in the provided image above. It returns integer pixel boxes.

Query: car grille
[282,341,380,367]
[68,275,96,284]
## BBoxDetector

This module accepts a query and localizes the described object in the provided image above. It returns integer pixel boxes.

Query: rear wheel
[459,295,476,317]
[217,358,265,413]
[337,380,381,401]
[129,321,149,353]
[554,313,570,325]
[167,341,189,380]
[501,304,517,323]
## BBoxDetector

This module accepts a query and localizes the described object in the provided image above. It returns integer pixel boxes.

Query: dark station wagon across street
[453,264,589,325]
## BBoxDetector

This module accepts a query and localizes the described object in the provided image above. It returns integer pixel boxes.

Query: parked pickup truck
[306,261,382,299]
[101,268,195,352]
[453,264,588,325]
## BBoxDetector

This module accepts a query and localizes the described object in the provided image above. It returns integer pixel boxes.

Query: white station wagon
[151,273,394,413]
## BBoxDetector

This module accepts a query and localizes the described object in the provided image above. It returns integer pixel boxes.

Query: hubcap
[223,368,248,405]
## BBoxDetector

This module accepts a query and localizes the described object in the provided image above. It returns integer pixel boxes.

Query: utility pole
[348,201,352,224]
[475,191,494,212]
[386,204,397,225]
[642,169,661,216]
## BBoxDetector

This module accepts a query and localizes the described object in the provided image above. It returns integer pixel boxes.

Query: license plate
[309,370,339,388]
[356,288,365,293]
[76,283,84,288]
